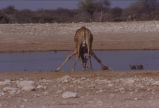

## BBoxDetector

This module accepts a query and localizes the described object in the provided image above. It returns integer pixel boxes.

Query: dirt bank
[0,21,159,52]
[0,71,159,108]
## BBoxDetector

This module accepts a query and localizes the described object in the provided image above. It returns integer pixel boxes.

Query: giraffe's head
[82,40,86,47]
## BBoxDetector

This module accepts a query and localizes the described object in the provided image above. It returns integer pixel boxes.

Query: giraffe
[74,26,93,69]
[55,26,109,71]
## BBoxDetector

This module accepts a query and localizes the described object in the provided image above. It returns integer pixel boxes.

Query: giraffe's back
[74,26,93,58]
[74,26,93,45]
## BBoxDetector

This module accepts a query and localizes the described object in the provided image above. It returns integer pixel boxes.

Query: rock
[96,89,103,94]
[129,92,134,96]
[134,97,138,101]
[72,79,81,84]
[108,83,113,87]
[19,105,25,108]
[0,79,11,86]
[43,91,48,96]
[0,82,5,86]
[37,85,47,90]
[62,91,78,99]
[77,86,83,89]
[80,77,87,80]
[16,89,21,94]
[33,94,41,97]
[95,79,109,84]
[69,84,74,88]
[57,75,72,83]
[16,80,35,91]
[39,79,52,83]
[87,99,103,107]
[87,100,94,104]
[152,81,159,86]
[96,100,103,106]
[119,87,125,93]
[0,92,5,96]
[56,90,63,94]
[3,87,17,95]
[4,79,11,84]
[123,78,135,85]
[22,98,28,102]
[109,94,115,98]
[88,84,96,89]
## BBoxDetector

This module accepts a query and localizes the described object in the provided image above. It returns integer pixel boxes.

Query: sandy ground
[1,71,159,108]
[0,21,159,107]
[0,21,159,52]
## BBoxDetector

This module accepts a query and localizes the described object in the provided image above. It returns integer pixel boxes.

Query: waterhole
[0,50,159,72]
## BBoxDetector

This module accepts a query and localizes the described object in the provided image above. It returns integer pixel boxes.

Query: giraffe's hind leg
[55,51,77,72]
[82,55,93,71]
[81,57,87,71]
[89,56,93,70]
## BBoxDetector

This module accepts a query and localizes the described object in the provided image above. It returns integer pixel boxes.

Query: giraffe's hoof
[55,70,59,72]
[102,66,109,70]
[55,68,60,72]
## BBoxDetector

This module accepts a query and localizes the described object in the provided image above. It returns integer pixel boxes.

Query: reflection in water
[0,51,159,71]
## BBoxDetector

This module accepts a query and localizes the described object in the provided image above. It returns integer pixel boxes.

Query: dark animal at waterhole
[129,64,144,70]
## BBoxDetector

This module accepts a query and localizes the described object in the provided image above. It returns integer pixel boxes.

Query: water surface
[0,51,159,72]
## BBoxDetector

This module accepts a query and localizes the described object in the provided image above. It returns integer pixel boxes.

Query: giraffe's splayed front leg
[92,51,110,70]
[55,51,76,72]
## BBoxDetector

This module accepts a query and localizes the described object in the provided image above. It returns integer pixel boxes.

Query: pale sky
[0,0,136,10]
